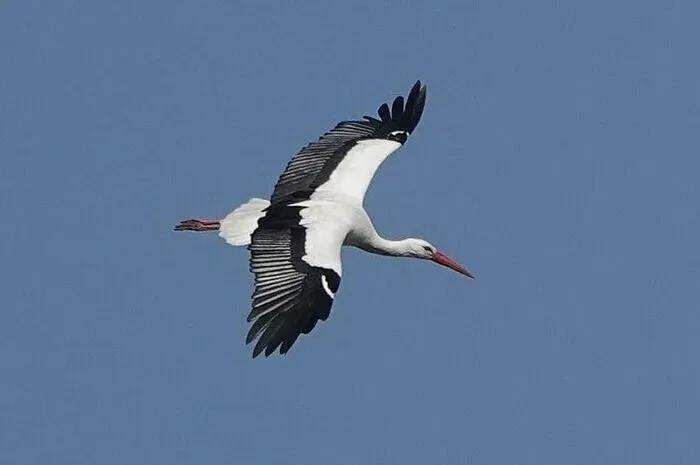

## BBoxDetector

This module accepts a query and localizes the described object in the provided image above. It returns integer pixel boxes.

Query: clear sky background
[1,1,699,464]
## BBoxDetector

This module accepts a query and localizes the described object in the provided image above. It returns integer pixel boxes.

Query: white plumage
[219,198,270,246]
[176,80,474,358]
[294,200,352,276]
[311,139,401,203]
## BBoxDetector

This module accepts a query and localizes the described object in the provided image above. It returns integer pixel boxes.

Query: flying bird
[175,81,474,357]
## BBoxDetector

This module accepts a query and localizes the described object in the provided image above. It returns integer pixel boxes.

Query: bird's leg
[174,218,221,232]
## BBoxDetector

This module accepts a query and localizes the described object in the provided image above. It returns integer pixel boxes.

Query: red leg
[174,218,221,232]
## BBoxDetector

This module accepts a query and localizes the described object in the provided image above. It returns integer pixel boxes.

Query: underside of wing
[246,205,342,357]
[270,81,427,204]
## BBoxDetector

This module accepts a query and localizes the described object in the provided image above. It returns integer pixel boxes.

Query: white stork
[175,81,474,358]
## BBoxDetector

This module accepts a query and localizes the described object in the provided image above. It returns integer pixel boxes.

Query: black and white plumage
[270,81,425,204]
[176,81,474,358]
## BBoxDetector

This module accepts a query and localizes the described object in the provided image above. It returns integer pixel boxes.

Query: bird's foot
[174,219,221,232]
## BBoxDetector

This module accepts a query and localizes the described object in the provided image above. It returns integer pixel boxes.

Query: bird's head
[402,238,475,279]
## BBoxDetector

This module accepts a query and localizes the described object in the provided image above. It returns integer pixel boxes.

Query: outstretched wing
[246,204,344,357]
[270,80,427,204]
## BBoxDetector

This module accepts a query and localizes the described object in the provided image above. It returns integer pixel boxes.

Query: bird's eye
[422,245,433,252]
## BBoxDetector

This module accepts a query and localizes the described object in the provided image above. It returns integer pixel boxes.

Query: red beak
[431,251,475,279]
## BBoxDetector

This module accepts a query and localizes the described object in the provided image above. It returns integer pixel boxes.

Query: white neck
[356,235,416,257]
[346,209,424,258]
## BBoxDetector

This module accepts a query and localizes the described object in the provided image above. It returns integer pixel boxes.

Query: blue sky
[1,1,699,464]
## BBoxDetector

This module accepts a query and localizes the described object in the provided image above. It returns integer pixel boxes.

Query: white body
[217,139,418,276]
[176,81,474,357]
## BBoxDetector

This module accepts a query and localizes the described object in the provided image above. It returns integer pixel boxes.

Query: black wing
[246,206,341,357]
[269,80,427,204]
